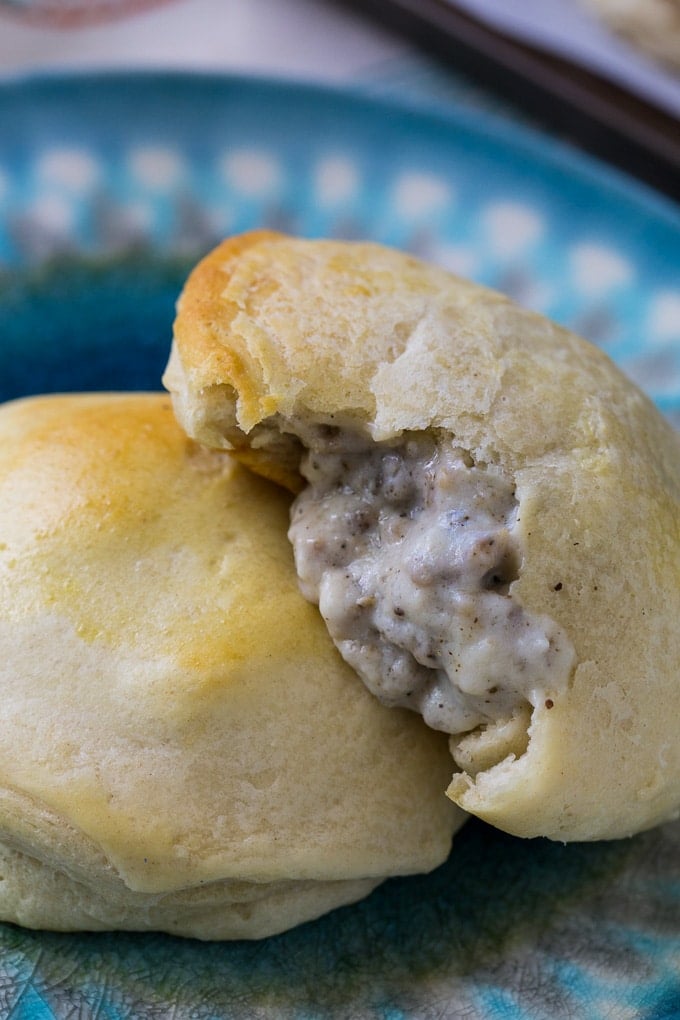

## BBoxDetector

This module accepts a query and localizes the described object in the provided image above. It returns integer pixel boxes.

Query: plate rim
[0,66,678,233]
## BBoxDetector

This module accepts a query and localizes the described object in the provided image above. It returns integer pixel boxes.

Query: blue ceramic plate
[0,72,678,1020]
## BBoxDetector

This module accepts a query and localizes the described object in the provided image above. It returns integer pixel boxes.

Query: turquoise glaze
[0,73,678,1019]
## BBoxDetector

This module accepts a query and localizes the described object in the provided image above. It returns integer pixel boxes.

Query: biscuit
[165,231,680,843]
[0,392,461,938]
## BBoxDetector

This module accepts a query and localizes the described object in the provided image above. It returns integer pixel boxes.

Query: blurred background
[1,0,679,196]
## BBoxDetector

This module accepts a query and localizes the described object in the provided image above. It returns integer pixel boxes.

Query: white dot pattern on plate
[391,171,452,219]
[36,148,100,192]
[120,201,155,232]
[569,242,635,296]
[128,147,186,191]
[648,290,680,341]
[28,193,75,234]
[481,201,544,258]
[219,148,282,197]
[314,156,359,206]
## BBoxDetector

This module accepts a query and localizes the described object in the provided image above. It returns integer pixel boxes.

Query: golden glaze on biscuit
[0,393,461,938]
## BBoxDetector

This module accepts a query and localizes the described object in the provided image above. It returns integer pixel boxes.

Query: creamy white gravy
[288,426,574,736]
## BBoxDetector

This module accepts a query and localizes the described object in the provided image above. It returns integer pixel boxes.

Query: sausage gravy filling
[288,426,575,739]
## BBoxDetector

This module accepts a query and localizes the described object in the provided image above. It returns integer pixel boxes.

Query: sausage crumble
[289,426,575,738]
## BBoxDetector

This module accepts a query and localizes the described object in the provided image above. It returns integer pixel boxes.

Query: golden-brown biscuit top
[0,393,459,894]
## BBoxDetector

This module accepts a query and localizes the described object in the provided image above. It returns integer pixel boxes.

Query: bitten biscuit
[165,230,680,843]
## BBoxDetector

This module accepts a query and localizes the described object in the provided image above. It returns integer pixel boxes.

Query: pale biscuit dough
[165,231,680,843]
[0,392,461,939]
